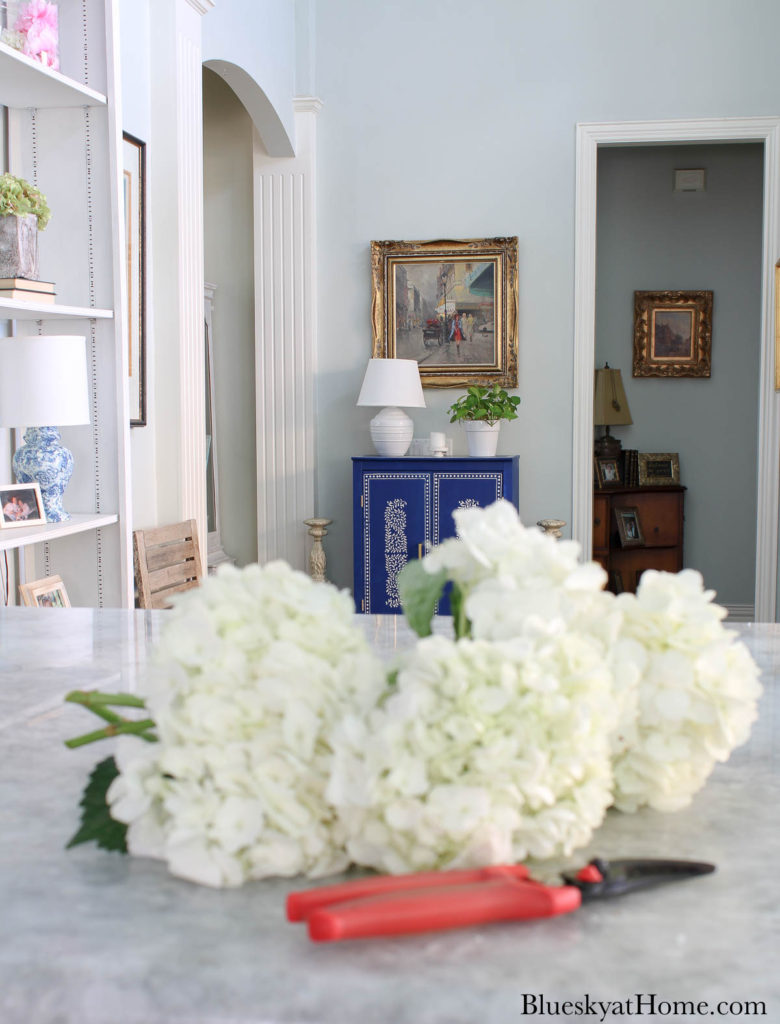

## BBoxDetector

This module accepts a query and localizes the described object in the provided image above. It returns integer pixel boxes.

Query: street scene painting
[393,258,496,367]
[371,238,519,389]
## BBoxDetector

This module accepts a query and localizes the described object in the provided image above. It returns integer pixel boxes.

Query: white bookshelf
[0,512,118,551]
[0,1,132,607]
[0,40,106,108]
[0,298,113,320]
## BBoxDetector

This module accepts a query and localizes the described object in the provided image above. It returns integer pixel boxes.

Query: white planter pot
[0,213,39,279]
[464,420,500,456]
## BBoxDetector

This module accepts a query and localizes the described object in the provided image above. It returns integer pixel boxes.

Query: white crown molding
[185,0,216,14]
[293,96,324,115]
[573,116,780,622]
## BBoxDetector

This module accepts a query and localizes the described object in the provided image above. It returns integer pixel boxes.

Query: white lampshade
[0,335,90,426]
[357,358,425,457]
[357,358,426,409]
[0,336,90,523]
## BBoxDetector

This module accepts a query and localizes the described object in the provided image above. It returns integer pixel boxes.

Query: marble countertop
[0,609,778,1024]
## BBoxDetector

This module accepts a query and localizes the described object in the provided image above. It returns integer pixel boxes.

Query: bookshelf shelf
[0,41,106,108]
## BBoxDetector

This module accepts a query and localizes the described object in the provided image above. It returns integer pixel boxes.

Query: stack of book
[0,278,56,304]
[621,448,639,486]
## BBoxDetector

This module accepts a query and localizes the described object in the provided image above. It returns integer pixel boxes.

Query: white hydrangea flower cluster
[328,630,619,874]
[610,569,762,812]
[103,503,761,888]
[326,502,760,875]
[107,561,385,888]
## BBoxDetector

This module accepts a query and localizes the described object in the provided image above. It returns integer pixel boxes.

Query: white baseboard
[724,604,755,622]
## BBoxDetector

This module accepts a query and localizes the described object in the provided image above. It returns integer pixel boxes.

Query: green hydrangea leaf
[398,560,447,638]
[66,755,128,853]
[449,582,473,640]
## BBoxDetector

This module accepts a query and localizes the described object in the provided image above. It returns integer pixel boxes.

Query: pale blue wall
[595,144,763,608]
[312,0,780,593]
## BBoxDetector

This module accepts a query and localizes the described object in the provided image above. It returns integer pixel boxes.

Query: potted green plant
[0,173,51,281]
[447,383,520,456]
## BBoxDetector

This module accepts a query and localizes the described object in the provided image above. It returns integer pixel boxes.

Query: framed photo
[638,452,680,486]
[123,131,147,427]
[0,483,46,528]
[594,455,622,488]
[20,574,70,608]
[614,506,644,548]
[633,290,713,378]
[370,237,519,389]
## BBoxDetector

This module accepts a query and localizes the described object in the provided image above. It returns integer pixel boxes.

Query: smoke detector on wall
[674,168,706,192]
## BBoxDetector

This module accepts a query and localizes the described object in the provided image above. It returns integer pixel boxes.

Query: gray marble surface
[0,609,778,1024]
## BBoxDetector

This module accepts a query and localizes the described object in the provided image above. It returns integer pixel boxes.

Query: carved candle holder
[304,517,333,582]
[537,518,566,539]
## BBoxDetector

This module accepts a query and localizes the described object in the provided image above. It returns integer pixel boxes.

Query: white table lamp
[357,358,426,457]
[0,335,90,522]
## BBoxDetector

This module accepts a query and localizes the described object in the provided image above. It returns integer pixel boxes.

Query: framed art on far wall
[633,290,713,378]
[123,131,147,426]
[370,236,519,389]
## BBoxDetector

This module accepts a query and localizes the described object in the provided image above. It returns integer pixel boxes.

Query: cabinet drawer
[621,492,682,548]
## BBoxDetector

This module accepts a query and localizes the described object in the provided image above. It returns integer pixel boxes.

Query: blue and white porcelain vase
[13,426,73,522]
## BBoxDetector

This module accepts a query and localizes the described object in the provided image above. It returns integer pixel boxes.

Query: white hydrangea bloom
[328,630,618,874]
[611,569,761,812]
[107,561,385,887]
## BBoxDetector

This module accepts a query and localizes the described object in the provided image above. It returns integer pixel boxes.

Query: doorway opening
[573,118,780,622]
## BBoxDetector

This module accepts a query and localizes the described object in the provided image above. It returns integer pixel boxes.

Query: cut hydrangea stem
[64,719,158,749]
[65,690,147,708]
[64,690,157,748]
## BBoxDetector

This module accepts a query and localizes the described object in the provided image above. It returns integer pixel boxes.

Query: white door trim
[573,116,780,622]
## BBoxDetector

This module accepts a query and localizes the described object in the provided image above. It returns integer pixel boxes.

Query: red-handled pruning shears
[286,857,715,943]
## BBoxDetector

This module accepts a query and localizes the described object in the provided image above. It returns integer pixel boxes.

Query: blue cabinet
[352,456,520,614]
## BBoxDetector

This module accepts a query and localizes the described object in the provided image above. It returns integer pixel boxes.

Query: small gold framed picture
[614,506,644,548]
[638,452,680,486]
[594,455,622,488]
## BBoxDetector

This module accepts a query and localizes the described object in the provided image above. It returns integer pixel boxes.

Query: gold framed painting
[123,131,147,426]
[633,290,713,378]
[370,237,519,389]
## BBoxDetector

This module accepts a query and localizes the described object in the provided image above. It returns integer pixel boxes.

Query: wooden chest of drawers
[593,485,685,593]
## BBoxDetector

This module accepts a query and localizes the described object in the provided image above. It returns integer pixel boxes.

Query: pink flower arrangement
[13,0,59,71]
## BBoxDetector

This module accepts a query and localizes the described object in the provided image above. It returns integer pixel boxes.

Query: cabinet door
[630,492,682,548]
[432,471,505,544]
[593,494,609,569]
[360,473,430,614]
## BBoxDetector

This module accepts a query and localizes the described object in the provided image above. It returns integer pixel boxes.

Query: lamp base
[594,431,623,460]
[369,407,414,457]
[13,426,74,522]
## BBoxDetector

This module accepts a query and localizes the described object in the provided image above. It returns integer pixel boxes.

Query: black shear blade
[565,857,716,901]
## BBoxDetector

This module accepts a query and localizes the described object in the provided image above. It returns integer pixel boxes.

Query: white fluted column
[253,97,322,569]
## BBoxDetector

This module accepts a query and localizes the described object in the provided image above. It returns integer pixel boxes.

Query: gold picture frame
[20,574,71,608]
[370,236,519,389]
[633,290,713,378]
[594,455,622,488]
[638,452,680,486]
[615,506,644,548]
[123,131,147,426]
